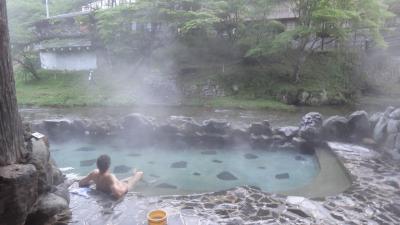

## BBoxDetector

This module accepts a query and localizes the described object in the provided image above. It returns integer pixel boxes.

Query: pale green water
[51,141,320,196]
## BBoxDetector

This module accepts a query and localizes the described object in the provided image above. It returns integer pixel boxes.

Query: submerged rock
[212,159,223,163]
[201,150,217,155]
[295,155,306,161]
[156,183,178,189]
[217,171,238,181]
[80,159,96,167]
[127,153,142,157]
[193,172,201,176]
[275,173,290,179]
[113,165,132,173]
[170,161,187,168]
[258,166,266,170]
[244,153,258,159]
[75,147,96,152]
[150,174,160,178]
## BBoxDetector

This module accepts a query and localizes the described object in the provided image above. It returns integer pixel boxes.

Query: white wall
[40,51,97,71]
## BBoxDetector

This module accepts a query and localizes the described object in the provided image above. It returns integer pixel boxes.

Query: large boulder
[122,113,155,131]
[322,116,349,141]
[385,133,398,150]
[202,119,230,134]
[26,193,69,225]
[86,120,118,139]
[229,128,250,145]
[387,119,400,134]
[369,112,384,128]
[29,139,64,194]
[373,117,388,144]
[250,135,273,149]
[49,158,64,186]
[247,121,272,136]
[299,112,323,142]
[168,117,203,136]
[122,113,156,146]
[198,133,229,148]
[396,135,400,151]
[274,126,299,139]
[69,119,89,137]
[0,164,38,225]
[389,108,400,120]
[30,139,51,193]
[384,106,396,117]
[347,111,371,141]
[43,119,74,141]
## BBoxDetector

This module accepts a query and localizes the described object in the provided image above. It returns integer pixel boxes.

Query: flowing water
[20,96,400,127]
[51,141,319,196]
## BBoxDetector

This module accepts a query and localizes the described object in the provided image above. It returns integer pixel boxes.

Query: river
[19,96,400,128]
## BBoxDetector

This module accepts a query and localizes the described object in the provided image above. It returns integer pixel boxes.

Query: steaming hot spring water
[51,140,321,196]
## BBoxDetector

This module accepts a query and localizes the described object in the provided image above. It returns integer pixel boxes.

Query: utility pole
[45,0,49,18]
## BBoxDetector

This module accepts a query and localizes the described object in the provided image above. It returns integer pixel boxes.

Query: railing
[82,0,135,12]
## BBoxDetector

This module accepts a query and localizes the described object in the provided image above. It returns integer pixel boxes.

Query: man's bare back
[78,155,144,199]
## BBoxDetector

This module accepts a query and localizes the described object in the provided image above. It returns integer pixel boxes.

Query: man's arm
[78,170,98,187]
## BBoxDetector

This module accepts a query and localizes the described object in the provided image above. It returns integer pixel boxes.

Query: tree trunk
[0,0,26,166]
[292,50,307,83]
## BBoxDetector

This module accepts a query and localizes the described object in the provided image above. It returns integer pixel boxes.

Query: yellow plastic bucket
[147,209,167,225]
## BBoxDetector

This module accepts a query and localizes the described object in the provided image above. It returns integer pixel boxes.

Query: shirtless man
[79,154,144,199]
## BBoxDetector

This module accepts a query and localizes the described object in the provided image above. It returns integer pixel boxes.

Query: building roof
[36,38,92,51]
[33,11,92,26]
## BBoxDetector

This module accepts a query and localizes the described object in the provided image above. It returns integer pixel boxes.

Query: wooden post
[0,0,26,166]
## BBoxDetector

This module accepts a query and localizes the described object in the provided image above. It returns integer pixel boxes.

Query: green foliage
[15,69,136,107]
[197,96,295,111]
[7,0,44,44]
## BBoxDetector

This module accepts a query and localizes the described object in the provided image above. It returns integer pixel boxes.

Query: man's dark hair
[97,155,111,174]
